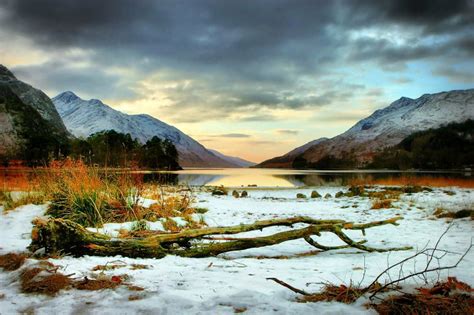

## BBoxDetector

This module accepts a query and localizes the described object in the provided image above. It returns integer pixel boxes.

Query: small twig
[266,277,311,296]
[368,237,472,299]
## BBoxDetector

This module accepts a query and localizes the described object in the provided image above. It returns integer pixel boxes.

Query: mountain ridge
[258,89,474,168]
[52,91,245,168]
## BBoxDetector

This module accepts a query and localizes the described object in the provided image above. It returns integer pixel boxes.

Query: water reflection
[163,168,471,188]
[1,168,471,189]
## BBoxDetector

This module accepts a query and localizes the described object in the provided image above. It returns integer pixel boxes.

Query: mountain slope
[258,89,474,168]
[208,149,256,167]
[257,138,328,168]
[0,65,69,163]
[52,91,240,168]
[0,65,69,139]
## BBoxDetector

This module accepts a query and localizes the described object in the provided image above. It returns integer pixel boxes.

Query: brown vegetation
[20,267,71,296]
[349,175,474,188]
[0,253,27,271]
[371,277,474,315]
[371,199,393,209]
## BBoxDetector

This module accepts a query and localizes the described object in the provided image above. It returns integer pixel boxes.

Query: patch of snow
[0,187,473,314]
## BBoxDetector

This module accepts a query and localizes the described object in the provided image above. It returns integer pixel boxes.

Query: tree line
[369,119,474,170]
[2,129,181,170]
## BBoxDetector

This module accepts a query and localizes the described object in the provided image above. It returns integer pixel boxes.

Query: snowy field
[0,186,473,314]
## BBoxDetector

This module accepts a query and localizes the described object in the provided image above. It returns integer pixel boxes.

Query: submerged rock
[324,193,332,199]
[310,191,321,198]
[212,186,228,196]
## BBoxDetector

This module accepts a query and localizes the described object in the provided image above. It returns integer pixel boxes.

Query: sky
[0,0,473,163]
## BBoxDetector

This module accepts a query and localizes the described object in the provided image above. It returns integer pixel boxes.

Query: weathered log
[29,216,412,259]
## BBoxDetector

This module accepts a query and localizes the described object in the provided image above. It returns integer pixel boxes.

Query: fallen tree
[29,216,412,259]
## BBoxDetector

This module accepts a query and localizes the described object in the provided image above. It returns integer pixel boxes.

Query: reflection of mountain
[177,174,226,186]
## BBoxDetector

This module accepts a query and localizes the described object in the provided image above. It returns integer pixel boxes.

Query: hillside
[52,91,242,168]
[208,149,256,167]
[258,89,474,169]
[0,65,69,165]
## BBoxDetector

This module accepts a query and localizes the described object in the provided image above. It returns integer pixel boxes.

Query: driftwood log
[29,216,412,258]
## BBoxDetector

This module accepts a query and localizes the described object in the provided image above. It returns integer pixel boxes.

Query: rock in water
[311,190,322,198]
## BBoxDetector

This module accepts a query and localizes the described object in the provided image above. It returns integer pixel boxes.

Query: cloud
[392,77,413,84]
[433,66,474,83]
[0,0,471,126]
[275,129,299,135]
[210,133,252,138]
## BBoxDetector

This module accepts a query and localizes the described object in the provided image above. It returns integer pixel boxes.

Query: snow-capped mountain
[208,149,256,167]
[258,89,474,168]
[52,91,241,168]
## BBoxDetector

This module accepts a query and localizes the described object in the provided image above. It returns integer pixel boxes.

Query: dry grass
[298,283,372,304]
[1,192,48,212]
[349,175,474,188]
[0,253,27,271]
[435,209,474,220]
[74,278,120,291]
[39,159,200,227]
[371,199,394,209]
[0,170,39,192]
[162,218,181,232]
[371,277,474,315]
[20,267,72,296]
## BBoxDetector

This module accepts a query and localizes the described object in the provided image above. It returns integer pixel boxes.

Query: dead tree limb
[29,216,411,259]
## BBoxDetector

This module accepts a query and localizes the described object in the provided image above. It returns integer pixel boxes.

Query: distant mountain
[257,138,328,168]
[208,149,256,167]
[258,89,474,168]
[0,65,69,163]
[52,91,242,168]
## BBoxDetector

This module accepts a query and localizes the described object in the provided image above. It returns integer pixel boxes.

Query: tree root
[29,216,412,258]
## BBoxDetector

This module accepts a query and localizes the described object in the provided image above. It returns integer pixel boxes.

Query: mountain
[52,91,241,168]
[208,149,256,167]
[0,65,69,163]
[256,138,328,168]
[258,89,474,168]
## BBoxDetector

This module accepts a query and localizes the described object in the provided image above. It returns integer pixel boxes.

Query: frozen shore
[0,186,473,314]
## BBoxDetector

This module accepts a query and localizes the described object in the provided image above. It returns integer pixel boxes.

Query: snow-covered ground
[0,186,473,314]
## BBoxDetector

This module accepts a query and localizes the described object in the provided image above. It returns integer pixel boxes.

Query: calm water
[2,168,472,189]
[148,168,472,188]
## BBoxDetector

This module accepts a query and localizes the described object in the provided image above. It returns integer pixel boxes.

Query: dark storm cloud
[349,0,474,34]
[0,0,472,117]
[11,60,136,99]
